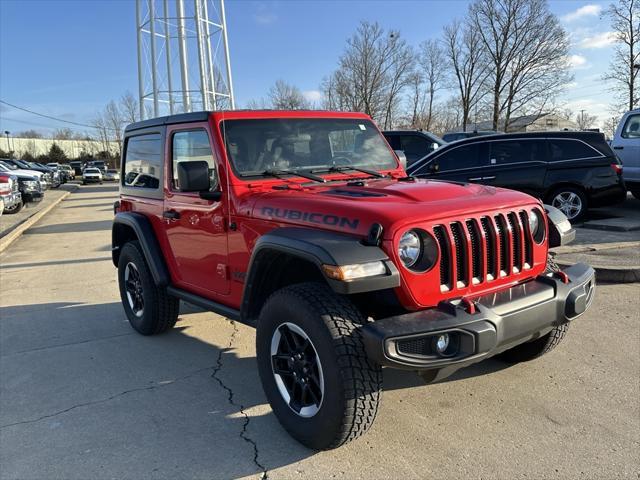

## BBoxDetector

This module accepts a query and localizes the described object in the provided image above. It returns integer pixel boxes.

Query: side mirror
[177,161,211,192]
[429,163,439,173]
[431,142,440,152]
[394,150,407,169]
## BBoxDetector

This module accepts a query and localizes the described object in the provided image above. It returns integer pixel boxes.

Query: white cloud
[562,4,602,22]
[303,90,323,103]
[567,54,588,69]
[253,12,277,25]
[580,31,616,49]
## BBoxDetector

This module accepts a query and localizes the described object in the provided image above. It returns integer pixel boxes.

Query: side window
[437,144,484,171]
[172,130,218,191]
[123,134,162,189]
[548,139,601,161]
[400,135,431,159]
[489,140,545,165]
[384,135,401,150]
[621,114,640,139]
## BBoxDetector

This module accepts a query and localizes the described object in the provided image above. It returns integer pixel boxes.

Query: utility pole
[4,131,10,153]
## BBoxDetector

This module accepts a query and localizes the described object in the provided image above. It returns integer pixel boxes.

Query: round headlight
[398,231,421,267]
[529,209,545,243]
[398,229,439,272]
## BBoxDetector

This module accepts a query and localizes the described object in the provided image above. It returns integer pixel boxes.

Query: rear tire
[256,282,382,450]
[547,186,587,222]
[117,241,179,335]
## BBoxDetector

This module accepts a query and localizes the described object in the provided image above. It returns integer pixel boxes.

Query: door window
[548,139,601,161]
[621,114,640,139]
[399,135,432,164]
[123,134,162,189]
[489,140,546,164]
[171,130,218,191]
[436,144,485,171]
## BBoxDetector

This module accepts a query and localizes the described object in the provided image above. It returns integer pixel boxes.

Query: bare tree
[469,0,571,131]
[53,128,75,140]
[15,129,43,139]
[120,91,140,124]
[268,80,310,110]
[417,40,447,131]
[603,0,640,111]
[575,111,598,130]
[602,115,621,139]
[322,22,415,128]
[443,19,488,131]
[405,71,426,127]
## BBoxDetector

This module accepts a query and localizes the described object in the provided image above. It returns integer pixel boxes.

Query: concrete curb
[552,241,640,255]
[0,189,73,254]
[555,259,640,283]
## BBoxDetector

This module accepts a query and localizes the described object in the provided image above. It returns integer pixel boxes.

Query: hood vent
[322,189,386,198]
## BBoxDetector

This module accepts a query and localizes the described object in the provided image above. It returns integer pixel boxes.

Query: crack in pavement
[0,364,216,430]
[210,320,268,480]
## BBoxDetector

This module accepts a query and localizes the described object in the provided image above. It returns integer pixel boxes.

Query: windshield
[85,168,100,173]
[221,118,397,177]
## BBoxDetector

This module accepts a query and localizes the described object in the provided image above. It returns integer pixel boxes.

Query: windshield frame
[219,117,399,182]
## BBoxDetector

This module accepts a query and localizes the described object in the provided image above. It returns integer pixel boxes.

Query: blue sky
[0,0,618,136]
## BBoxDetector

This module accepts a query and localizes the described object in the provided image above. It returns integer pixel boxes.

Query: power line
[0,100,117,131]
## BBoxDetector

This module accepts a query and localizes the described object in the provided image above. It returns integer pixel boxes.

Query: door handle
[163,210,180,220]
[483,176,496,180]
[613,146,624,150]
[468,177,482,181]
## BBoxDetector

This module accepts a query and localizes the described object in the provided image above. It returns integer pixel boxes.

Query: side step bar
[166,286,243,323]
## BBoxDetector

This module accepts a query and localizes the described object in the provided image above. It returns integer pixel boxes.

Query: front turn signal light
[322,261,387,281]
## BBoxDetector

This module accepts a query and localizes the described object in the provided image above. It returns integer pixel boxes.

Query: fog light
[435,334,449,354]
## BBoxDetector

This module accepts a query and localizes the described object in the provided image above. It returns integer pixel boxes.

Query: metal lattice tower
[136,0,235,119]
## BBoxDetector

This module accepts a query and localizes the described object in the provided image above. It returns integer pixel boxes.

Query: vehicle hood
[5,169,42,179]
[247,177,540,239]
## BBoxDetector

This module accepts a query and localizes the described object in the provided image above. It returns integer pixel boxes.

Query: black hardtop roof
[125,111,212,133]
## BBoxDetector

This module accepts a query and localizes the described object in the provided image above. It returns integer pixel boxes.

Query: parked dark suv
[383,130,445,167]
[407,131,626,221]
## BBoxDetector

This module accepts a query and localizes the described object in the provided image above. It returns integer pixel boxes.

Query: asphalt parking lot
[1,185,639,479]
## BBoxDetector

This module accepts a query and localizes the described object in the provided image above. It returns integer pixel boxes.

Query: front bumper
[362,263,595,376]
[83,177,102,183]
[22,191,43,203]
[1,192,22,209]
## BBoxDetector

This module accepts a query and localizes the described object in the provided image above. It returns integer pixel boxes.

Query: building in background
[457,113,578,133]
[6,138,120,159]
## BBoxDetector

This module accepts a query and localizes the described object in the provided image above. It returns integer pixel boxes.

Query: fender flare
[240,227,400,320]
[112,212,170,286]
[544,204,575,248]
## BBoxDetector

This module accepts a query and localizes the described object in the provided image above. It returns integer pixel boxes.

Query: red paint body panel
[119,110,550,312]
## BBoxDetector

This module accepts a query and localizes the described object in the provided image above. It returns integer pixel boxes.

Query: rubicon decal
[261,207,359,230]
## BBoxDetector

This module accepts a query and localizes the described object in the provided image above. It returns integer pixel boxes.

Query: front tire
[4,200,23,214]
[256,283,382,450]
[117,241,179,335]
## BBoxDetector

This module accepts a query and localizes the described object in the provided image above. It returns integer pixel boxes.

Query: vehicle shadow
[0,301,313,478]
[0,299,515,478]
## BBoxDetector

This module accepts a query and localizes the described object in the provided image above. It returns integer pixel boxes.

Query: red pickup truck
[112,110,595,449]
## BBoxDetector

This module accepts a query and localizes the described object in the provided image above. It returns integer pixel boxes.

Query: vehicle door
[612,112,640,184]
[411,143,488,183]
[483,139,547,196]
[162,124,229,297]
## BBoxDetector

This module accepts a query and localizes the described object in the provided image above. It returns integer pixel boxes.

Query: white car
[0,162,47,186]
[104,169,121,182]
[82,167,103,185]
[611,109,640,199]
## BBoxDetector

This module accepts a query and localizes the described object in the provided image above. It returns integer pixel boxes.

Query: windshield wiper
[260,169,326,183]
[314,165,385,178]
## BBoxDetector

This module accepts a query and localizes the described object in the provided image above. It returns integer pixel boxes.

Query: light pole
[4,131,10,154]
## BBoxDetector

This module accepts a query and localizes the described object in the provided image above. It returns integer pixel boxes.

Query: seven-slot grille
[433,211,534,291]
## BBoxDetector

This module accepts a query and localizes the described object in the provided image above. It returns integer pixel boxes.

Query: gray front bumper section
[361,263,596,380]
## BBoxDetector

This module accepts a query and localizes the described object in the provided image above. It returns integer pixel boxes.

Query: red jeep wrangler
[112,110,595,449]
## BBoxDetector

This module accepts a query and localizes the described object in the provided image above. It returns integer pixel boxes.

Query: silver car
[104,169,121,182]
